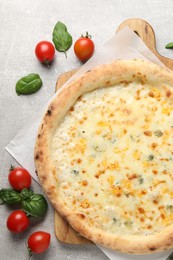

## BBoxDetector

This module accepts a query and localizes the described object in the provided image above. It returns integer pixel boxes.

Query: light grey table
[1,0,173,259]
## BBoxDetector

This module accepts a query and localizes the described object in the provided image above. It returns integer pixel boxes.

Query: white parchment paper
[5,27,173,260]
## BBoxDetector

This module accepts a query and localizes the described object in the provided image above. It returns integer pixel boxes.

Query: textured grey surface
[1,0,173,259]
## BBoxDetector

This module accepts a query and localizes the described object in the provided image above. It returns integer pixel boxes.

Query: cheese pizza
[34,59,173,254]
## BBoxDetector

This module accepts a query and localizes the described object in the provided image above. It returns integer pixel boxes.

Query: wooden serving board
[54,18,173,245]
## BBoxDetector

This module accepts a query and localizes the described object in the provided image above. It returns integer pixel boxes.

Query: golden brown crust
[34,59,173,254]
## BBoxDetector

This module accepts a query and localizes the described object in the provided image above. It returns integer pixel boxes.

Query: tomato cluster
[35,31,95,65]
[7,167,31,233]
[2,166,51,256]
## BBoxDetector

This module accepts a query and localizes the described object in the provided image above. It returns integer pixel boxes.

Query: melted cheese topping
[51,83,173,235]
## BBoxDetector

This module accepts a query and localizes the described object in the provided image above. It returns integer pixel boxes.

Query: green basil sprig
[22,194,48,217]
[0,189,21,204]
[52,21,72,58]
[168,252,173,260]
[165,42,173,49]
[0,188,48,218]
[15,73,43,95]
[0,196,4,205]
[20,188,34,200]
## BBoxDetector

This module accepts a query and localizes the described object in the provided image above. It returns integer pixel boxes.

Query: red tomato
[74,32,95,62]
[7,210,29,233]
[28,231,51,254]
[8,166,32,190]
[35,41,55,64]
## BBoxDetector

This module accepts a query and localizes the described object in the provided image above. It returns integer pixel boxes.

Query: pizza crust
[35,59,173,254]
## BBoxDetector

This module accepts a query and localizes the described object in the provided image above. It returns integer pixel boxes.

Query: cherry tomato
[74,32,95,62]
[8,166,32,190]
[28,231,51,254]
[7,210,29,233]
[35,41,55,64]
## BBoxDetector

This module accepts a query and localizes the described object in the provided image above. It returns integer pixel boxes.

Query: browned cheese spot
[144,131,152,137]
[69,106,74,112]
[160,213,165,219]
[128,174,137,180]
[136,89,141,100]
[166,243,172,247]
[138,207,145,214]
[46,109,52,116]
[120,80,131,86]
[153,200,158,204]
[149,247,156,251]
[82,180,88,186]
[147,225,152,230]
[140,217,145,222]
[79,213,86,219]
[77,159,82,164]
[105,80,110,85]
[46,185,56,196]
[35,154,39,160]
[166,90,172,98]
[40,175,47,184]
[149,91,154,98]
[145,25,148,34]
[162,170,168,175]
[151,143,158,150]
[94,170,105,179]
[52,168,56,177]
[158,205,165,210]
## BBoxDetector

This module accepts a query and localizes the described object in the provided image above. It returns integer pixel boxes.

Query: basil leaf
[0,195,5,205]
[20,188,34,200]
[168,252,173,259]
[52,21,72,58]
[0,189,21,204]
[165,42,173,49]
[16,73,43,95]
[22,194,48,217]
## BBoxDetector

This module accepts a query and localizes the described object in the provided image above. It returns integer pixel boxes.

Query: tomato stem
[86,31,90,38]
[81,31,92,39]
[28,247,33,259]
[43,59,50,68]
[9,164,15,172]
[25,211,31,217]
[25,240,33,259]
